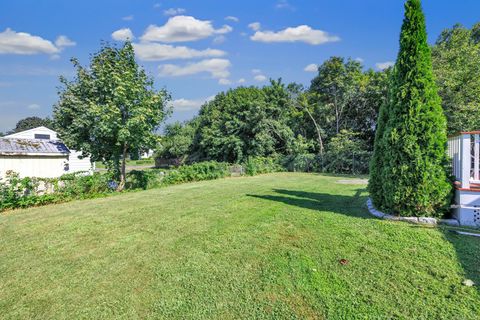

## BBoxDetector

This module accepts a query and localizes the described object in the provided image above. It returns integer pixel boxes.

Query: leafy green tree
[432,23,480,134]
[309,57,363,136]
[370,0,451,217]
[307,57,389,150]
[324,130,370,174]
[192,80,295,163]
[156,120,197,163]
[53,42,170,190]
[10,116,53,134]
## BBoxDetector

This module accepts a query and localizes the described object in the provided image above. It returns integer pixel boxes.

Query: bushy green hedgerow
[162,161,230,185]
[244,156,284,176]
[0,171,114,211]
[369,0,452,217]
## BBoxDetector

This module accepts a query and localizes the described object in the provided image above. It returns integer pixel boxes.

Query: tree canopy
[192,80,295,163]
[432,22,480,134]
[10,117,53,134]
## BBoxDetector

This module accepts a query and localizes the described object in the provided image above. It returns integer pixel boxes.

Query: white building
[1,126,94,178]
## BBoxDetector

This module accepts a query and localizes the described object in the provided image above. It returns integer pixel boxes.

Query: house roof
[0,138,69,156]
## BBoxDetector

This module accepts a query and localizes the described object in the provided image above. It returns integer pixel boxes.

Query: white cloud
[225,16,239,23]
[55,35,76,48]
[153,3,161,8]
[251,25,339,45]
[216,25,233,34]
[170,96,215,111]
[111,28,134,41]
[0,28,59,55]
[355,57,364,63]
[304,63,318,72]
[276,0,295,10]
[238,78,246,84]
[218,78,231,85]
[248,22,261,31]
[141,16,233,42]
[251,69,261,74]
[122,15,134,21]
[163,8,186,16]
[213,35,226,44]
[376,61,394,70]
[254,74,267,82]
[133,42,225,61]
[27,103,40,110]
[158,58,231,78]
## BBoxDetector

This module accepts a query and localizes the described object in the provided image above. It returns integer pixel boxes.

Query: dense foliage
[155,120,197,164]
[432,22,480,134]
[0,171,114,211]
[369,0,451,217]
[192,80,295,163]
[53,42,170,190]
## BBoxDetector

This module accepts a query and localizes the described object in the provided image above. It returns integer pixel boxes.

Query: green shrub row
[0,171,114,211]
[162,161,230,185]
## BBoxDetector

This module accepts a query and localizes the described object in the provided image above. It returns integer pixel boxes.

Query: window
[34,134,50,140]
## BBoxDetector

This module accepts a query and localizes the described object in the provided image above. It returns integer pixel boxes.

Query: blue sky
[1,0,479,132]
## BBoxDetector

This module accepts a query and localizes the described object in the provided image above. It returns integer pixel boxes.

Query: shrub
[281,154,317,172]
[322,131,371,174]
[244,156,283,176]
[126,170,164,190]
[0,171,113,211]
[162,161,229,185]
[58,172,112,198]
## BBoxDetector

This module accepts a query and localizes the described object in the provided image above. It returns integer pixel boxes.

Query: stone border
[366,198,459,226]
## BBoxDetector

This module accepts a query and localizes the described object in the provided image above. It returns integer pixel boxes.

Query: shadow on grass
[248,188,370,219]
[442,228,480,292]
[251,188,480,292]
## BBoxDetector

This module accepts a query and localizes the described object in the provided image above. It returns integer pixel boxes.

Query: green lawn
[1,173,479,319]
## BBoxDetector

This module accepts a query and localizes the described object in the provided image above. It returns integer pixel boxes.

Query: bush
[162,161,230,185]
[0,171,113,211]
[281,154,317,172]
[322,130,371,174]
[126,170,164,190]
[59,172,113,198]
[244,156,283,176]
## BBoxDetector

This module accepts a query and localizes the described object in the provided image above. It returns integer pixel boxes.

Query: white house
[448,131,480,227]
[0,138,69,178]
[1,126,94,178]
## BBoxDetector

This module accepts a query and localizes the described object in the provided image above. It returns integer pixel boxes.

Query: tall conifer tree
[369,0,451,217]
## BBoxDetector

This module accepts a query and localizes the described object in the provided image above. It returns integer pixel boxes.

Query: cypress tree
[370,0,451,217]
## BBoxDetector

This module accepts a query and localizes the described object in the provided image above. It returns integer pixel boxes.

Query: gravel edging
[366,198,459,226]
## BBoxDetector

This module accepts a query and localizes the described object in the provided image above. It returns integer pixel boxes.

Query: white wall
[68,150,95,173]
[0,156,68,179]
[6,127,94,174]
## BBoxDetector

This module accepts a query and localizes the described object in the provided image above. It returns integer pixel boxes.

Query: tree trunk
[305,107,324,156]
[117,143,128,191]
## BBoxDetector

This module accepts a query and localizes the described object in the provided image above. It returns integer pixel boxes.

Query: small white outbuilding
[1,126,94,179]
[0,138,70,178]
